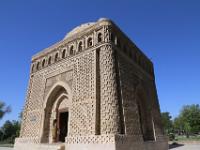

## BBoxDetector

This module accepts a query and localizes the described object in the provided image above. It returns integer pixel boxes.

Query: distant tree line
[161,104,200,140]
[0,101,20,144]
[0,120,20,144]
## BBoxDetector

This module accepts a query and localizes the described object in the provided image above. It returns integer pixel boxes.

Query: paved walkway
[0,148,13,150]
[0,144,200,150]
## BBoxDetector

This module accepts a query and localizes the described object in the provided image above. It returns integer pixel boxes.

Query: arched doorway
[41,83,72,143]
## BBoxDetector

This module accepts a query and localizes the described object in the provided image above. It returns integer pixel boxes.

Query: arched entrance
[41,83,72,143]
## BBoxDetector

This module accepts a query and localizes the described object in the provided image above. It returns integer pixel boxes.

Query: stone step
[38,143,65,150]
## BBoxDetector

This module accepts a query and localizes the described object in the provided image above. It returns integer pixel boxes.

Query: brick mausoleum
[14,18,168,150]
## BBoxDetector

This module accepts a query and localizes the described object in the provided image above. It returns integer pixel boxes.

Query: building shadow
[169,142,184,149]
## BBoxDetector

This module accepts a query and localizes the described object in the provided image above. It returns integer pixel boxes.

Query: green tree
[0,120,20,143]
[175,104,200,137]
[161,112,173,134]
[0,101,11,119]
[184,122,191,138]
[181,105,200,133]
[0,130,3,141]
[173,117,184,135]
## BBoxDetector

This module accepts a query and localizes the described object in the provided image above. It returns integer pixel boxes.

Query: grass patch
[174,135,200,141]
[0,143,14,147]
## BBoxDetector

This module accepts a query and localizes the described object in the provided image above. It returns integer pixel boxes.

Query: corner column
[99,44,121,134]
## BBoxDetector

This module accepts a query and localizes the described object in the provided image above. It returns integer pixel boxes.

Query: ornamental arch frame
[40,81,72,143]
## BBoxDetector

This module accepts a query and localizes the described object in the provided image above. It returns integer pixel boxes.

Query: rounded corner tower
[14,18,168,150]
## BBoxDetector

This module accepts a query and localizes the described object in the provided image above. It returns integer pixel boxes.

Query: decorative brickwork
[117,50,143,136]
[15,18,168,150]
[99,45,121,134]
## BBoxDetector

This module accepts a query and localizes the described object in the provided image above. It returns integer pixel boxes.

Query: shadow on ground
[169,142,184,149]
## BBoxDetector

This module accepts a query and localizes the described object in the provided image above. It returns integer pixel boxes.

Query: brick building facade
[14,18,168,150]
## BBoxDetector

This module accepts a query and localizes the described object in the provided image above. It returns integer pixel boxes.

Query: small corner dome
[63,22,95,39]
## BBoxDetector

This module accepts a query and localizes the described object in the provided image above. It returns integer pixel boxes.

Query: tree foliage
[161,112,173,134]
[0,101,11,120]
[173,117,184,134]
[174,104,200,136]
[0,110,21,144]
[0,120,20,143]
[161,104,200,140]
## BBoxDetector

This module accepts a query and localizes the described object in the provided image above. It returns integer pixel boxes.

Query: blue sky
[0,0,200,125]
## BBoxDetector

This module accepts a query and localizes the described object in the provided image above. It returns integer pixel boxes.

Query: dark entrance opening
[58,111,68,142]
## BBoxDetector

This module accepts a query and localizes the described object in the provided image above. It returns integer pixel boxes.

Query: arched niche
[41,83,72,143]
[136,84,155,141]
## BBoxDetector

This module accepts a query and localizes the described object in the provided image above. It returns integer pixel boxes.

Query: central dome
[64,22,95,39]
[63,18,111,40]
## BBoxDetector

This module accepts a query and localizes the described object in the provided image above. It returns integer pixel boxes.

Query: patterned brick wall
[116,49,162,140]
[21,57,74,140]
[20,73,45,138]
[68,50,96,136]
[117,50,142,136]
[99,44,121,134]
